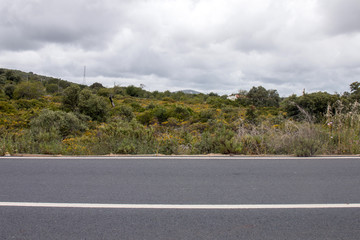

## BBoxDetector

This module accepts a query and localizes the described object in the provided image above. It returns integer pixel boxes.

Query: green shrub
[125,85,145,97]
[62,85,81,112]
[154,107,169,123]
[46,84,59,94]
[130,102,144,112]
[157,135,180,155]
[4,85,16,99]
[198,109,216,123]
[245,106,258,124]
[15,99,46,109]
[30,109,88,138]
[0,129,64,155]
[0,101,16,113]
[13,81,45,99]
[215,128,242,154]
[170,105,192,121]
[90,120,156,154]
[78,89,109,122]
[111,105,135,122]
[195,127,242,154]
[0,89,6,100]
[137,110,155,125]
[162,97,176,103]
[146,103,156,110]
[113,86,125,95]
[97,88,111,97]
[195,132,216,154]
[6,71,21,83]
[90,82,104,90]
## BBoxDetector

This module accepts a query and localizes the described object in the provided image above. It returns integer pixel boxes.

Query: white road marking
[1,202,360,209]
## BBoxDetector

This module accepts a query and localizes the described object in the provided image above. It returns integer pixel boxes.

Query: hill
[178,89,202,94]
[1,68,360,157]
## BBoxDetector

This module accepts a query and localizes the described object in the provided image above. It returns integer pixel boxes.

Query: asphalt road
[0,156,360,239]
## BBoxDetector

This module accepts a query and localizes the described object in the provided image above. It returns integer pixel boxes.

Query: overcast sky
[1,0,360,96]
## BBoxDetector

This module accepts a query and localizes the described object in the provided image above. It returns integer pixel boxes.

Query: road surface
[0,156,359,239]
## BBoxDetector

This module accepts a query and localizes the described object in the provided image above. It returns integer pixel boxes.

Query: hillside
[178,89,202,94]
[1,68,360,156]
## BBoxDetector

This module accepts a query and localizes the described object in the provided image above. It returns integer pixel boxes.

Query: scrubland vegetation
[1,68,360,156]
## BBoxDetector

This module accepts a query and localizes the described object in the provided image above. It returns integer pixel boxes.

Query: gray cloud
[0,0,121,50]
[318,0,360,35]
[0,0,359,96]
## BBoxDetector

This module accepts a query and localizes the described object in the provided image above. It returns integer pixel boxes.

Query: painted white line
[1,202,360,209]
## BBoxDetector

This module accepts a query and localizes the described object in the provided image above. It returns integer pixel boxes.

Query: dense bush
[170,105,192,121]
[6,71,21,83]
[125,85,146,97]
[153,106,169,123]
[282,92,339,122]
[15,99,46,109]
[3,69,360,157]
[97,88,111,97]
[46,84,59,94]
[137,110,155,125]
[62,85,81,112]
[197,109,217,123]
[0,101,16,113]
[0,90,6,100]
[195,128,242,154]
[90,82,104,89]
[111,105,135,122]
[30,109,88,138]
[78,89,109,122]
[4,84,16,99]
[88,120,156,154]
[13,81,45,99]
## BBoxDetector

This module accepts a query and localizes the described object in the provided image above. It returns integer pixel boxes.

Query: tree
[350,81,360,101]
[125,85,145,97]
[247,86,280,107]
[282,92,339,121]
[6,71,21,83]
[58,80,71,89]
[350,82,360,94]
[268,89,281,107]
[62,85,81,112]
[90,82,104,89]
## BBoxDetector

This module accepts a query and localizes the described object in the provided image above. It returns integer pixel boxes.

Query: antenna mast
[83,66,86,85]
